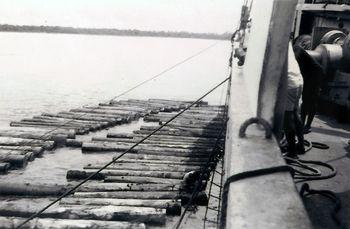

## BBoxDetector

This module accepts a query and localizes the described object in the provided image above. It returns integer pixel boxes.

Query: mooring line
[15,76,230,229]
[3,41,221,157]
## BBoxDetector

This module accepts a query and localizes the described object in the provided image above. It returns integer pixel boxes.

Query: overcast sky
[0,0,244,34]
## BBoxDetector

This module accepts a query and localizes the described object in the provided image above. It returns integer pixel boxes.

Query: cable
[3,41,221,161]
[15,76,231,229]
[108,41,221,102]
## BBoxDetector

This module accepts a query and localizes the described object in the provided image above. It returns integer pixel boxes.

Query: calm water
[0,32,231,126]
[0,32,231,184]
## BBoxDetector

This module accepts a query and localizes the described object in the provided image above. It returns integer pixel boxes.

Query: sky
[0,0,244,34]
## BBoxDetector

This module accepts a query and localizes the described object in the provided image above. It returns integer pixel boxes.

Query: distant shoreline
[0,24,231,40]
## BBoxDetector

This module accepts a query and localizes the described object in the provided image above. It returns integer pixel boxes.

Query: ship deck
[296,115,350,229]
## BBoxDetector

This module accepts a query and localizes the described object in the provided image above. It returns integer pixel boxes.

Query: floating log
[70,169,184,179]
[67,170,183,184]
[105,133,134,139]
[111,159,205,166]
[73,191,179,200]
[33,115,109,126]
[133,129,221,138]
[0,146,44,156]
[90,137,211,150]
[60,197,181,215]
[9,122,87,135]
[0,137,55,150]
[0,199,166,225]
[0,154,30,168]
[104,176,182,185]
[0,182,68,196]
[84,163,201,173]
[0,217,146,229]
[67,170,106,180]
[0,131,69,143]
[82,142,211,153]
[0,163,10,174]
[65,139,83,147]
[0,128,76,139]
[92,136,214,147]
[76,182,181,192]
[43,112,116,124]
[110,152,208,162]
[70,108,138,119]
[131,133,219,143]
[64,111,128,123]
[84,105,146,113]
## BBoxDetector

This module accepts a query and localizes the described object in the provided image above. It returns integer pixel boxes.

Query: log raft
[0,99,225,227]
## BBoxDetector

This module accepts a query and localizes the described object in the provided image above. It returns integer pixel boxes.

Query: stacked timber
[59,103,226,226]
[0,99,191,174]
[0,100,225,227]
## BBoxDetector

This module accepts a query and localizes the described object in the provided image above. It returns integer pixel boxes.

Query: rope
[15,76,231,229]
[109,42,220,102]
[300,183,343,227]
[219,165,294,229]
[3,41,220,157]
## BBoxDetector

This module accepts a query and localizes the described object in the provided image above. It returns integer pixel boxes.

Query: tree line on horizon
[0,24,231,40]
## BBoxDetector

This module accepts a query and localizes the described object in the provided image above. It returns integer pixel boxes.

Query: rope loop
[238,117,272,139]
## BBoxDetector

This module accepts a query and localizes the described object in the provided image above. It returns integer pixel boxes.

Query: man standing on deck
[283,42,305,158]
[293,44,325,133]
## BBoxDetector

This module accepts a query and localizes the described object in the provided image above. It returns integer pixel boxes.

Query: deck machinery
[294,0,350,121]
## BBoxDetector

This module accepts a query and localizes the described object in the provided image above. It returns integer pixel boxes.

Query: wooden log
[0,137,56,150]
[28,117,105,130]
[112,159,205,166]
[0,146,44,157]
[90,137,211,150]
[82,142,211,153]
[0,199,166,225]
[33,115,109,126]
[106,133,134,139]
[65,139,83,147]
[60,197,181,215]
[0,151,35,161]
[12,120,86,129]
[42,112,116,124]
[0,182,68,196]
[20,119,100,132]
[84,105,147,113]
[140,125,222,134]
[81,149,209,158]
[132,133,219,142]
[0,217,146,229]
[70,169,184,179]
[0,128,76,139]
[104,176,182,185]
[92,136,214,147]
[0,154,30,168]
[75,182,181,192]
[70,108,138,118]
[0,163,10,174]
[73,191,179,199]
[84,163,201,173]
[133,129,221,138]
[9,122,88,135]
[0,131,69,143]
[111,152,208,162]
[64,111,128,123]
